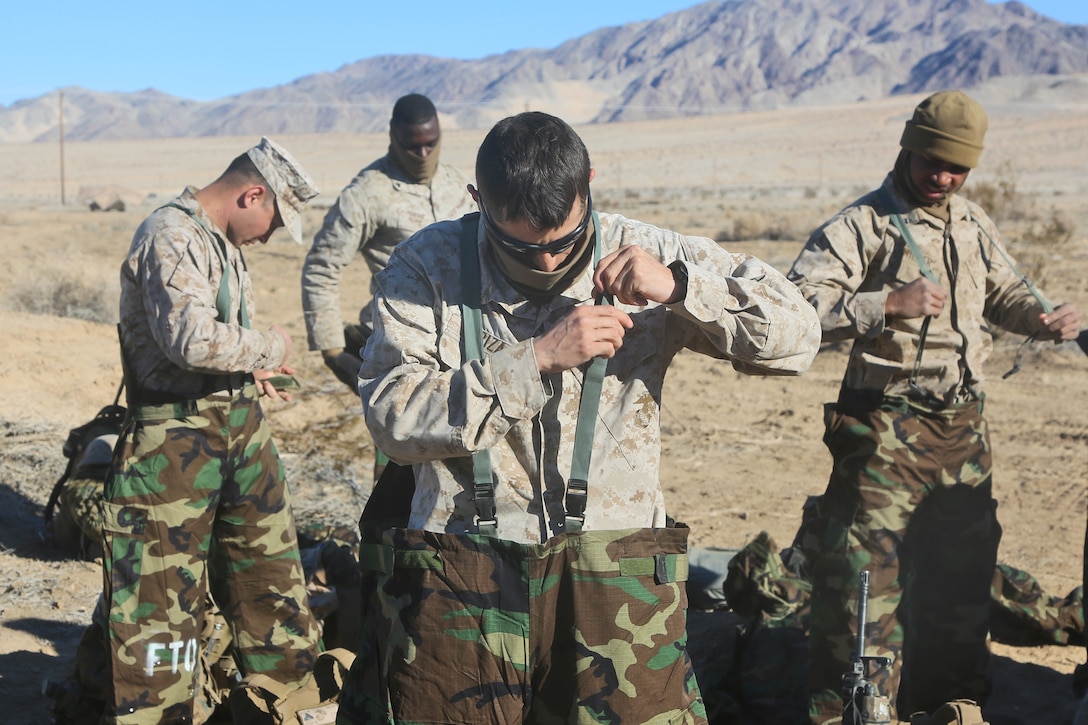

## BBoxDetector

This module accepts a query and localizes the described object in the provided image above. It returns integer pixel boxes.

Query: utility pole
[59,91,66,205]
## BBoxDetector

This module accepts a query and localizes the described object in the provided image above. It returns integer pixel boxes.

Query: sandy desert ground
[1,86,1087,723]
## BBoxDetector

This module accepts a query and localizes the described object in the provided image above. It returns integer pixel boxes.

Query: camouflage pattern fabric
[54,475,109,559]
[989,563,1084,647]
[787,177,1050,407]
[56,594,236,725]
[360,213,821,544]
[721,530,1083,650]
[338,525,707,725]
[800,397,1000,724]
[48,451,1081,724]
[119,190,290,401]
[301,156,476,353]
[51,525,360,724]
[100,383,320,724]
[723,530,810,628]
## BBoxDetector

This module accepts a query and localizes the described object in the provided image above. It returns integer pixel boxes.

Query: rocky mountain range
[2,0,1086,143]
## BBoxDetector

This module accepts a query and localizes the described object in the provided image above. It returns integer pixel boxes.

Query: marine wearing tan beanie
[900,90,988,169]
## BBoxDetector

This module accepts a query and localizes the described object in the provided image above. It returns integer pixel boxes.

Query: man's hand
[885,278,947,319]
[533,306,633,373]
[1038,303,1081,342]
[593,246,683,306]
[322,348,364,392]
[254,366,297,402]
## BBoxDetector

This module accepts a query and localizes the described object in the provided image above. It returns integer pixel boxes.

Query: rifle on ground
[843,570,893,724]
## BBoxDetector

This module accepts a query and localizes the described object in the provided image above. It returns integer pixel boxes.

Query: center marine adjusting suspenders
[459,212,609,536]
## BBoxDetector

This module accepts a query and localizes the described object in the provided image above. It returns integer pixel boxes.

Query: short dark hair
[220,153,271,194]
[475,112,591,229]
[391,93,437,127]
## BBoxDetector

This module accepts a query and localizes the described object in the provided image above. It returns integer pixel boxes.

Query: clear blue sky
[1,0,1084,108]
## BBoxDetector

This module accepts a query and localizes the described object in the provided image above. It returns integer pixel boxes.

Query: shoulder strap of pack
[313,647,357,698]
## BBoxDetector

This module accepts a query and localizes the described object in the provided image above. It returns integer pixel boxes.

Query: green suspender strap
[973,221,1053,314]
[971,214,1055,378]
[459,215,499,536]
[564,217,608,534]
[159,202,250,328]
[878,187,938,394]
[458,212,607,537]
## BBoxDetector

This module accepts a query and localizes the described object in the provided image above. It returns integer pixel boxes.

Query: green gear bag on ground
[723,525,1083,650]
[47,415,121,560]
[52,474,109,559]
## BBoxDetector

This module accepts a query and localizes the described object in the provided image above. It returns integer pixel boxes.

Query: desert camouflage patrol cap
[246,136,319,244]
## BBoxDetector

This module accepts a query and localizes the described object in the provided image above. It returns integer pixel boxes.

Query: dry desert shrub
[1003,209,1077,290]
[964,161,1032,224]
[7,271,116,324]
[714,208,825,243]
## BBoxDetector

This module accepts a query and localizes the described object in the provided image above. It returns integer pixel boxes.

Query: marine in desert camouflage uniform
[300,93,476,390]
[96,137,322,724]
[787,90,1082,723]
[336,111,821,724]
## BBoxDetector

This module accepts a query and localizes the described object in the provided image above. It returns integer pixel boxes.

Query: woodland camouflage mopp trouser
[100,383,320,724]
[801,396,1000,724]
[338,525,708,724]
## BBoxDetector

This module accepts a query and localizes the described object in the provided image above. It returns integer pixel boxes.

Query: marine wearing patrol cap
[247,136,319,244]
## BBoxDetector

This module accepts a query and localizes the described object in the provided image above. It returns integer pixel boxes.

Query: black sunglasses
[481,192,592,257]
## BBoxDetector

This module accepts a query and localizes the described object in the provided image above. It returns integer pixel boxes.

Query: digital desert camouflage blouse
[360,212,821,543]
[118,189,288,400]
[301,157,476,352]
[789,175,1050,406]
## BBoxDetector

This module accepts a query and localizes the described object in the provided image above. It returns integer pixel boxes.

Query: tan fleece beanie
[900,90,988,169]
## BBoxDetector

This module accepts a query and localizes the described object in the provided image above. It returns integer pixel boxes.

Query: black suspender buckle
[565,478,588,522]
[473,481,496,523]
